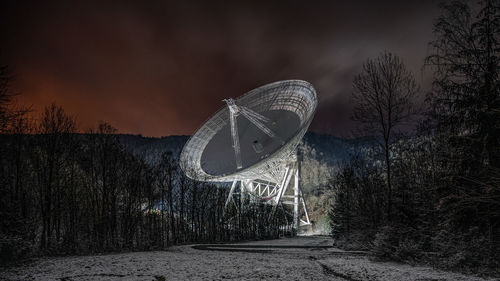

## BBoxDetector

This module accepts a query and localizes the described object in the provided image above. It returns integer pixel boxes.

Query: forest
[329,0,500,276]
[0,0,499,278]
[0,100,292,262]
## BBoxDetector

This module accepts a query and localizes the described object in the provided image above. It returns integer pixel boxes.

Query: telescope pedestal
[224,155,311,230]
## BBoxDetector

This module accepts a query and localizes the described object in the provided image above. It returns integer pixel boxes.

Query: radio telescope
[180,80,317,229]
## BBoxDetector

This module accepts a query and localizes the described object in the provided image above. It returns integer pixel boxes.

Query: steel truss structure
[180,80,317,230]
[224,152,311,228]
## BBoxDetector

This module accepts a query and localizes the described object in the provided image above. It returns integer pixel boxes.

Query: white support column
[296,147,311,228]
[240,180,246,209]
[300,187,311,225]
[225,180,238,209]
[274,167,289,204]
[293,167,299,229]
[272,166,291,213]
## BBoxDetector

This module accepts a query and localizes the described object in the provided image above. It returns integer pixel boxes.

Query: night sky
[1,0,438,137]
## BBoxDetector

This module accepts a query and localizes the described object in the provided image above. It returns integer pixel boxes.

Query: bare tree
[351,51,418,220]
[36,103,76,248]
[0,66,30,134]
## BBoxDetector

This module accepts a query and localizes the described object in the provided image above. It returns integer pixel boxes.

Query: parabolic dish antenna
[180,80,317,228]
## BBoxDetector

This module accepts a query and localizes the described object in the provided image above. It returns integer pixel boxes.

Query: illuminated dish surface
[180,80,317,183]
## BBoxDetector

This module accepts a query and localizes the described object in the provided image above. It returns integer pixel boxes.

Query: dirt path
[0,236,494,281]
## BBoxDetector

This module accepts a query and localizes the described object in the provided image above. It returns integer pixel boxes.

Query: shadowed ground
[0,236,493,281]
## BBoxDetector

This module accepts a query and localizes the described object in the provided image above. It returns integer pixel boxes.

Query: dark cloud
[1,0,439,136]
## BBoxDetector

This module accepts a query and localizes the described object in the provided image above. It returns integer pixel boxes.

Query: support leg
[299,186,311,225]
[294,168,299,229]
[240,180,246,210]
[225,180,238,209]
[272,166,292,214]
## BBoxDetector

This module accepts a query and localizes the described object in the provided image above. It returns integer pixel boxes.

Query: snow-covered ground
[0,236,496,281]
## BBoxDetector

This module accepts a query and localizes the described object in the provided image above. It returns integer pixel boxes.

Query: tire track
[192,244,367,256]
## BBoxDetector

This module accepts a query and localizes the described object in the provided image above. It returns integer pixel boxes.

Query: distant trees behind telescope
[0,87,291,261]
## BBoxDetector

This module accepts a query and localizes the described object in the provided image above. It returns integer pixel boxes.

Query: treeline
[329,0,499,275]
[0,101,291,263]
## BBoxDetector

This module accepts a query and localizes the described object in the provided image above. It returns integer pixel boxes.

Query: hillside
[117,132,365,191]
[118,132,368,232]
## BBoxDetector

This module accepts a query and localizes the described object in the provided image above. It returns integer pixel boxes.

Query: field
[1,236,494,281]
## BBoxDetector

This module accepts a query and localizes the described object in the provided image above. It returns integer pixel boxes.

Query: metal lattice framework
[180,80,317,229]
